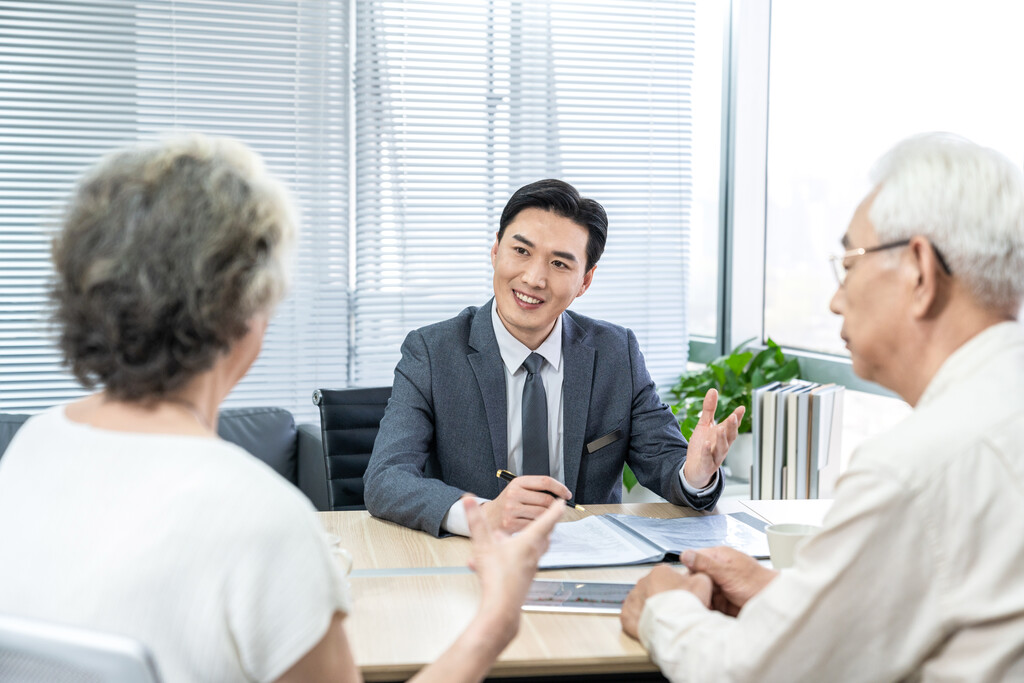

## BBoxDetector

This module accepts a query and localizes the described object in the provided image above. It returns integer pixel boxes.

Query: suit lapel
[468,300,509,473]
[561,313,594,496]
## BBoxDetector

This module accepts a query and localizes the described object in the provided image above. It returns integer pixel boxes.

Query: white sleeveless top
[0,405,350,682]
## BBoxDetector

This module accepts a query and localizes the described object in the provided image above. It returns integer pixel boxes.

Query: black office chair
[312,387,392,511]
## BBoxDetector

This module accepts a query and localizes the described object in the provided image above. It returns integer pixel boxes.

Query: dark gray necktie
[521,352,549,476]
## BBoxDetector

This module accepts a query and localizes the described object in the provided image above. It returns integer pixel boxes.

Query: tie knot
[522,352,544,375]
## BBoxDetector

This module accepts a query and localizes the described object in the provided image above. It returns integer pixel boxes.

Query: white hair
[869,132,1024,311]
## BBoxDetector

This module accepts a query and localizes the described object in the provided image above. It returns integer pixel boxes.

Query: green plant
[669,337,800,439]
[622,338,799,493]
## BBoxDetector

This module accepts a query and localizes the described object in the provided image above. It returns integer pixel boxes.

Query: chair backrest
[313,387,392,511]
[0,614,162,683]
[216,407,298,485]
[1,408,298,485]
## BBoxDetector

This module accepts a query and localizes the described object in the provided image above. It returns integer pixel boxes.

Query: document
[523,580,634,614]
[538,512,770,569]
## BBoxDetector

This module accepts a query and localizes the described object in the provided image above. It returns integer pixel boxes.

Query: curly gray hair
[52,134,296,401]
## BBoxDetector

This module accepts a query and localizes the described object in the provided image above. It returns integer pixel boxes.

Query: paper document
[538,512,769,570]
[523,580,634,614]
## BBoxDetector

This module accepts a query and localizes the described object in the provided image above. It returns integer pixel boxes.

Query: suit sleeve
[362,330,469,536]
[625,329,722,510]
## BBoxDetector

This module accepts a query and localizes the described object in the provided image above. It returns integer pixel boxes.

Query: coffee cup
[765,523,820,569]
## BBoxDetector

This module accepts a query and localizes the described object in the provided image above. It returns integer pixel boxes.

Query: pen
[496,469,587,511]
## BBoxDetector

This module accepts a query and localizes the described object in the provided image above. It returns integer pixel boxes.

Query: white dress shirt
[442,305,714,536]
[638,321,1024,682]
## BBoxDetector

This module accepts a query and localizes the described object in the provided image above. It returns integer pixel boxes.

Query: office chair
[0,613,162,683]
[312,386,392,510]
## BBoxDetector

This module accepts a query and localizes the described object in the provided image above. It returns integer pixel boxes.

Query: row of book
[749,380,845,500]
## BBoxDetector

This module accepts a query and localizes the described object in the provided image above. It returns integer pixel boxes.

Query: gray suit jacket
[363,301,722,536]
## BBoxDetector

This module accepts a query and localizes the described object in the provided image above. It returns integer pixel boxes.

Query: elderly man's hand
[620,565,712,640]
[680,547,778,616]
[682,389,745,489]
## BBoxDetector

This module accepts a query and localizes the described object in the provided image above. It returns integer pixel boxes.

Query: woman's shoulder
[188,438,316,514]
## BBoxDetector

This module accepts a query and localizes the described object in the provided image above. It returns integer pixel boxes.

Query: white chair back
[0,614,162,683]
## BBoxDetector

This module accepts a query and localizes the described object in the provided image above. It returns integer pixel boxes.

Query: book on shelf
[784,383,814,499]
[537,512,770,570]
[772,381,813,499]
[750,380,780,493]
[810,383,844,498]
[759,383,778,499]
[794,389,812,499]
[749,380,845,500]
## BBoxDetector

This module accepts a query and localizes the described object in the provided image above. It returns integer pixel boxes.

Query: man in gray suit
[364,179,743,537]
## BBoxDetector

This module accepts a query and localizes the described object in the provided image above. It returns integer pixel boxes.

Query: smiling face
[490,207,595,349]
[829,194,908,389]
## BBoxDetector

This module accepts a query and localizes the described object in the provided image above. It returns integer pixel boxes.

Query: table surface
[319,499,831,681]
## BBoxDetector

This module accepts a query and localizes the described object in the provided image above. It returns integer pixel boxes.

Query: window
[686,0,728,344]
[354,0,708,386]
[1,1,718,418]
[0,1,349,416]
[763,0,1024,358]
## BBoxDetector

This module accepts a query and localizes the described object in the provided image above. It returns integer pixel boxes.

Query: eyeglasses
[829,238,953,287]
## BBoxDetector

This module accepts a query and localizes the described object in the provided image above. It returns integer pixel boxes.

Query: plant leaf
[668,335,802,437]
[724,351,752,376]
[622,464,638,492]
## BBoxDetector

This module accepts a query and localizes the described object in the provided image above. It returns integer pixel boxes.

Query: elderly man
[621,133,1024,681]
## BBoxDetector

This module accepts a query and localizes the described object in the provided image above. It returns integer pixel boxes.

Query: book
[750,381,781,499]
[750,380,829,500]
[807,383,830,497]
[538,512,770,570]
[794,389,812,499]
[813,385,845,497]
[759,386,777,499]
[785,389,800,498]
[772,386,790,498]
[773,382,812,499]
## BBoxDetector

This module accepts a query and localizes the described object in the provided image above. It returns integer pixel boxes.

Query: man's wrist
[441,496,489,536]
[679,466,718,495]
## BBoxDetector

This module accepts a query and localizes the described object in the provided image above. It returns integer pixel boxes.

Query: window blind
[353,0,694,387]
[2,0,697,420]
[0,1,349,420]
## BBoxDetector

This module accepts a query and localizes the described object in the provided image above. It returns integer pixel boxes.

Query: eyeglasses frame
[829,237,952,286]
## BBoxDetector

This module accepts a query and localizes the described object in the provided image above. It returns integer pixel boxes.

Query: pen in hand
[496,469,587,512]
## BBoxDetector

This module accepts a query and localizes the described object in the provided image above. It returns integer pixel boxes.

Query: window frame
[690,0,897,398]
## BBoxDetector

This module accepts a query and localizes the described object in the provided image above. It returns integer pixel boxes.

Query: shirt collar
[490,301,563,374]
[918,321,1023,407]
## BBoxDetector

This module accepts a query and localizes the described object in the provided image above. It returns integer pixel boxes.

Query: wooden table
[318,499,831,681]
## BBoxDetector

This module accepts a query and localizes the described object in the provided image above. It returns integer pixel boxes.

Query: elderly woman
[0,135,562,682]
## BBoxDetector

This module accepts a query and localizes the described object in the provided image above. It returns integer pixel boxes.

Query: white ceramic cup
[765,523,821,569]
[324,533,354,576]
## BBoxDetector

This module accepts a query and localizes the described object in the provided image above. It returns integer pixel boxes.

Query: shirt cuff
[679,466,719,496]
[440,496,490,537]
[638,589,716,680]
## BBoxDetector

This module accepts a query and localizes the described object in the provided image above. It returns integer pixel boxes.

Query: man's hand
[464,496,565,647]
[682,388,745,489]
[680,547,778,616]
[621,564,712,639]
[482,475,572,533]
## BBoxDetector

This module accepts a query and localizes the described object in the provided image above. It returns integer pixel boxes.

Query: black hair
[498,179,608,270]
